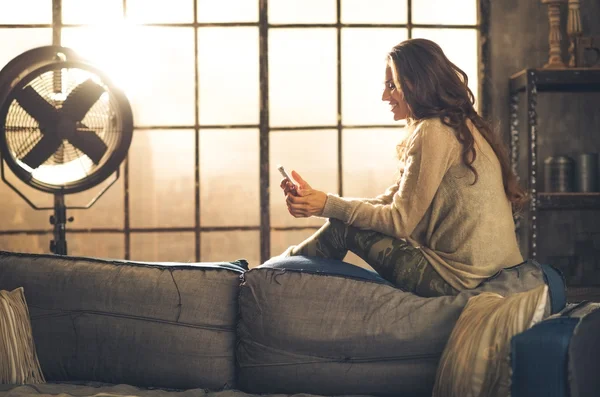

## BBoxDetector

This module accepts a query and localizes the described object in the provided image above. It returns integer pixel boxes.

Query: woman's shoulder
[412,116,453,132]
[409,117,461,146]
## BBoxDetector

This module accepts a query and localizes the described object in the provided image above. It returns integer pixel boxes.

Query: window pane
[199,28,259,125]
[201,231,260,267]
[412,29,478,106]
[130,232,195,262]
[62,26,196,127]
[269,0,336,24]
[0,166,53,231]
[67,165,124,229]
[60,26,124,83]
[342,128,406,198]
[270,229,319,259]
[62,0,123,24]
[341,0,407,24]
[66,232,124,259]
[270,130,338,228]
[129,130,196,228]
[127,0,194,23]
[198,0,258,23]
[269,29,337,127]
[413,0,477,25]
[0,0,51,24]
[342,28,407,126]
[0,29,52,72]
[200,129,259,227]
[0,235,48,255]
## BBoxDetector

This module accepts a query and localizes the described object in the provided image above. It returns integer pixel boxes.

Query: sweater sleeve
[359,183,400,206]
[320,120,460,239]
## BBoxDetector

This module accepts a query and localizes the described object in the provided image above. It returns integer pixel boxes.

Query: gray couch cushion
[0,251,247,391]
[237,256,552,397]
[0,382,374,397]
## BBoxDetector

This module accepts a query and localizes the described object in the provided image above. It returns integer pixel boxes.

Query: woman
[279,38,528,297]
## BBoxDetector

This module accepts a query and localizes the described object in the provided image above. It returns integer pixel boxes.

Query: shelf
[537,192,600,210]
[509,68,600,94]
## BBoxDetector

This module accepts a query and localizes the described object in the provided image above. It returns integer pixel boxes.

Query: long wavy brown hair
[388,38,528,211]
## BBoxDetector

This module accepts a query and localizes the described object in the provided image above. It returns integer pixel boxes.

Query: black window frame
[0,0,491,264]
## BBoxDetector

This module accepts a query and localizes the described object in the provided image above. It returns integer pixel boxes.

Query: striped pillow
[0,288,45,384]
[432,284,548,397]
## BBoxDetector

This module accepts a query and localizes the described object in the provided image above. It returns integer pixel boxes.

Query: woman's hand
[284,170,327,218]
[279,177,298,197]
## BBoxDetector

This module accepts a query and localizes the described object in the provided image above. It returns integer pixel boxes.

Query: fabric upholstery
[0,382,372,397]
[432,284,548,397]
[0,251,246,390]
[237,256,553,396]
[0,287,45,385]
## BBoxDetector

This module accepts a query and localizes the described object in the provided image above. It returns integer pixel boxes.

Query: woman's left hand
[285,170,328,218]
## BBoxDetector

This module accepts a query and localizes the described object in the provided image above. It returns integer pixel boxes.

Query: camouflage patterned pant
[286,219,458,297]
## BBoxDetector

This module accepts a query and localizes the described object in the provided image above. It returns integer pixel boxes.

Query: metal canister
[544,155,575,192]
[576,153,599,192]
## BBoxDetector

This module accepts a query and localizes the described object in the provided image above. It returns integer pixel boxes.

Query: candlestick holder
[541,0,567,69]
[567,0,583,67]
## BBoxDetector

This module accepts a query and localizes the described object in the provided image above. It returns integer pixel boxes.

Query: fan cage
[5,68,120,185]
[0,60,133,194]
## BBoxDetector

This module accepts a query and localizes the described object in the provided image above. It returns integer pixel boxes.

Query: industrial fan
[0,46,133,255]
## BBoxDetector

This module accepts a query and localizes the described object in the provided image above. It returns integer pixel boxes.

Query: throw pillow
[0,287,45,384]
[432,284,548,397]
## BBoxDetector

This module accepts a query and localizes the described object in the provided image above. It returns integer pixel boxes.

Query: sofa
[0,249,594,397]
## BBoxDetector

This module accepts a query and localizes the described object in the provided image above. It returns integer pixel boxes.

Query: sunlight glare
[61,19,138,97]
[62,0,123,25]
[26,159,92,185]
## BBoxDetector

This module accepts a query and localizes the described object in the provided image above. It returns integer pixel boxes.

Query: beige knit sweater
[321,117,524,290]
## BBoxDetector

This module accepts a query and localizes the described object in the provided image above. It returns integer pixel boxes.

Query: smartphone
[277,164,297,192]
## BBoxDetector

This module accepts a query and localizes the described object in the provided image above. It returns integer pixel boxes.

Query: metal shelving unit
[509,68,600,302]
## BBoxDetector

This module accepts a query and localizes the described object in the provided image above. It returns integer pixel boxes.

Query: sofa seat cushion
[0,251,247,391]
[0,382,374,397]
[237,256,558,397]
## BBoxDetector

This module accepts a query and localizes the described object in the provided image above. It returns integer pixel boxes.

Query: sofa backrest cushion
[0,250,246,390]
[237,255,558,396]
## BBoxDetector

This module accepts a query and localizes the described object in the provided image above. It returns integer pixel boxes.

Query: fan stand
[1,157,120,256]
[50,194,73,255]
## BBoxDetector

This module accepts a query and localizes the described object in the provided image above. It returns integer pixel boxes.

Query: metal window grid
[0,0,491,264]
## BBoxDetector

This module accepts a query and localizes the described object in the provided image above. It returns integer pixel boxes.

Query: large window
[0,0,485,268]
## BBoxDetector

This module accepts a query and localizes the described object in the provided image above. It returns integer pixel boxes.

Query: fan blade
[21,134,62,169]
[15,86,59,127]
[61,79,106,122]
[68,129,108,164]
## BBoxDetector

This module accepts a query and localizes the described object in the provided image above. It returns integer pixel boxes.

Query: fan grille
[4,67,122,185]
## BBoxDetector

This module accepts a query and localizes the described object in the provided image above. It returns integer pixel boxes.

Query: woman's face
[382,65,410,121]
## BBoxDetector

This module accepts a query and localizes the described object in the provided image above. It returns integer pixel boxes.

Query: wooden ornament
[567,0,583,67]
[541,0,567,69]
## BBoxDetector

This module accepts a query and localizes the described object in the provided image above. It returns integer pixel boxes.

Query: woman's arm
[320,120,460,239]
[356,183,400,206]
